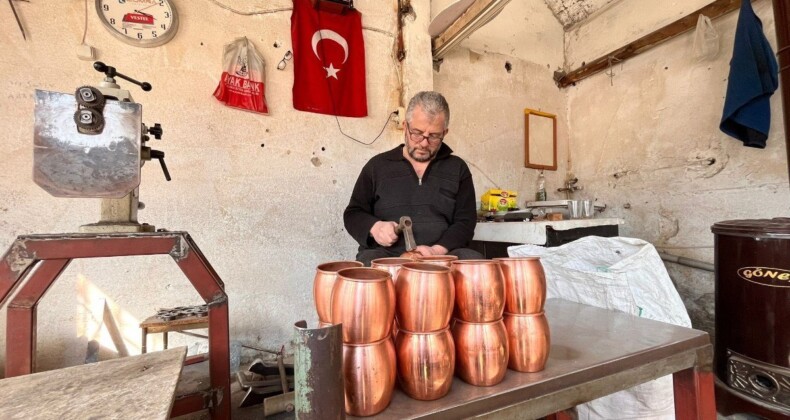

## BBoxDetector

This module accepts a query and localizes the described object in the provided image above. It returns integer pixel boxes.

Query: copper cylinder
[452,318,508,386]
[415,255,459,268]
[314,261,364,323]
[450,260,505,322]
[331,267,395,344]
[395,263,454,332]
[343,336,397,416]
[395,326,455,400]
[371,257,413,286]
[493,257,547,314]
[503,312,550,372]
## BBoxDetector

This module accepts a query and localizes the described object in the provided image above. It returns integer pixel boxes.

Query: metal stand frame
[0,232,230,419]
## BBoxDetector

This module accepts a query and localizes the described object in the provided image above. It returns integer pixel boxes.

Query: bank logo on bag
[737,267,790,288]
[235,54,248,77]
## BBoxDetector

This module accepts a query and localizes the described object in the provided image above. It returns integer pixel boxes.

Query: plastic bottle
[535,170,547,201]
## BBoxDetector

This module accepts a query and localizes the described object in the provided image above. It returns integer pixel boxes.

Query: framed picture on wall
[524,108,557,171]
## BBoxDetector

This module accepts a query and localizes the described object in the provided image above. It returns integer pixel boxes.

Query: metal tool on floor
[236,352,295,412]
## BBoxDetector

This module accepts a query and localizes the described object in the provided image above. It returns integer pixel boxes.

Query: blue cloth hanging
[720,0,779,149]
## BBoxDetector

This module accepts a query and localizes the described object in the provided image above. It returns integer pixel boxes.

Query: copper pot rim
[492,256,541,262]
[400,262,451,274]
[453,317,504,326]
[371,257,413,266]
[396,325,451,335]
[336,267,392,282]
[317,260,364,273]
[503,311,546,318]
[343,334,393,347]
[450,259,498,266]
[416,255,459,261]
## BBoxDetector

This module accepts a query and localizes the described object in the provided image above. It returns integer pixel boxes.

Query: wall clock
[95,0,179,47]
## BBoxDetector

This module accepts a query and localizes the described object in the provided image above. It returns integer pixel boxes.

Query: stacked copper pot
[450,260,509,386]
[494,257,550,373]
[313,263,397,416]
[391,262,456,400]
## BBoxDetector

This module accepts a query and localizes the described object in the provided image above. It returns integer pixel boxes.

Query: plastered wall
[0,0,433,372]
[435,0,568,203]
[564,0,789,334]
[436,0,789,338]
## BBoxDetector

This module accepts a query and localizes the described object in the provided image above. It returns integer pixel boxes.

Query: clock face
[96,0,179,47]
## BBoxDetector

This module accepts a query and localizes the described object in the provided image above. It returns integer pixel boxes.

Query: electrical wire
[465,160,500,189]
[205,0,292,15]
[82,0,89,45]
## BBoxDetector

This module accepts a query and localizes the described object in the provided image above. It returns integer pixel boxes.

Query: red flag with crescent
[291,0,367,117]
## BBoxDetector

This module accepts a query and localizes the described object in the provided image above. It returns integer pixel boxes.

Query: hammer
[394,216,416,251]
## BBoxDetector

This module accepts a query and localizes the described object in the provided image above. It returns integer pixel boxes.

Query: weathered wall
[434,1,568,207]
[0,0,432,372]
[565,0,789,335]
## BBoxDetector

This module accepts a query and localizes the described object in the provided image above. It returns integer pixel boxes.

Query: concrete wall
[0,0,431,372]
[564,0,789,335]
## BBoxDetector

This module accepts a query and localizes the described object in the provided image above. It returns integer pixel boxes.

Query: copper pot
[415,255,459,268]
[395,263,454,332]
[493,257,547,314]
[331,267,395,344]
[503,311,550,372]
[400,250,421,259]
[451,317,508,386]
[395,326,455,400]
[314,261,364,323]
[371,257,413,286]
[343,336,397,416]
[450,260,505,322]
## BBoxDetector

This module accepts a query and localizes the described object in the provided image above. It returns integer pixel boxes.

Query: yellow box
[481,189,518,212]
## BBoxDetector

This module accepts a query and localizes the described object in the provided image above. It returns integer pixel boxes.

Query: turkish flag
[291,0,367,117]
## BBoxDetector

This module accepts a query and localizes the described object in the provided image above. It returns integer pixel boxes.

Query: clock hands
[136,3,159,13]
[134,2,161,19]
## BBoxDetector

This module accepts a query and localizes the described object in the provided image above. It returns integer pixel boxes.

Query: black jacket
[343,143,477,253]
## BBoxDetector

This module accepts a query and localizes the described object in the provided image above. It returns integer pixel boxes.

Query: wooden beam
[557,0,744,88]
[432,0,507,60]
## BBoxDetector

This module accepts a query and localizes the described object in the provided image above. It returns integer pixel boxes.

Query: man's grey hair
[405,91,450,128]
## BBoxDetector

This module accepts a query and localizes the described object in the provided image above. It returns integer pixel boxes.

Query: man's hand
[370,221,399,247]
[413,244,448,256]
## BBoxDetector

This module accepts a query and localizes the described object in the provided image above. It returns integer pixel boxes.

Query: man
[344,91,483,266]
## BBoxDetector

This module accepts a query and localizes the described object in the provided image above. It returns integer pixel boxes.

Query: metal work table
[0,347,185,419]
[359,299,715,419]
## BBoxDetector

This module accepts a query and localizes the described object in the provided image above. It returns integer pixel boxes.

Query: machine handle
[93,61,152,91]
[150,150,171,181]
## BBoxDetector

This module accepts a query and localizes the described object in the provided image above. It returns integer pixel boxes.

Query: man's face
[404,106,448,163]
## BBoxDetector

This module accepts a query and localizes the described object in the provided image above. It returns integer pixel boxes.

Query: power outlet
[77,44,96,61]
[393,106,406,129]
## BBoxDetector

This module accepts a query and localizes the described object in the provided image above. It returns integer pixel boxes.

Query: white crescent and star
[311,29,348,79]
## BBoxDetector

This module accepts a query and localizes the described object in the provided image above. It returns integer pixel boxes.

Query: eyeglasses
[406,122,444,144]
[277,50,293,71]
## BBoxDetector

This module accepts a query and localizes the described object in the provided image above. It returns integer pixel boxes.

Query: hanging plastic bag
[692,14,719,61]
[213,37,269,114]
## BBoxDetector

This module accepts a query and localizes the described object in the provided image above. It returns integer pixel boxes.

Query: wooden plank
[432,0,502,58]
[103,301,129,357]
[0,347,186,420]
[558,0,743,87]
